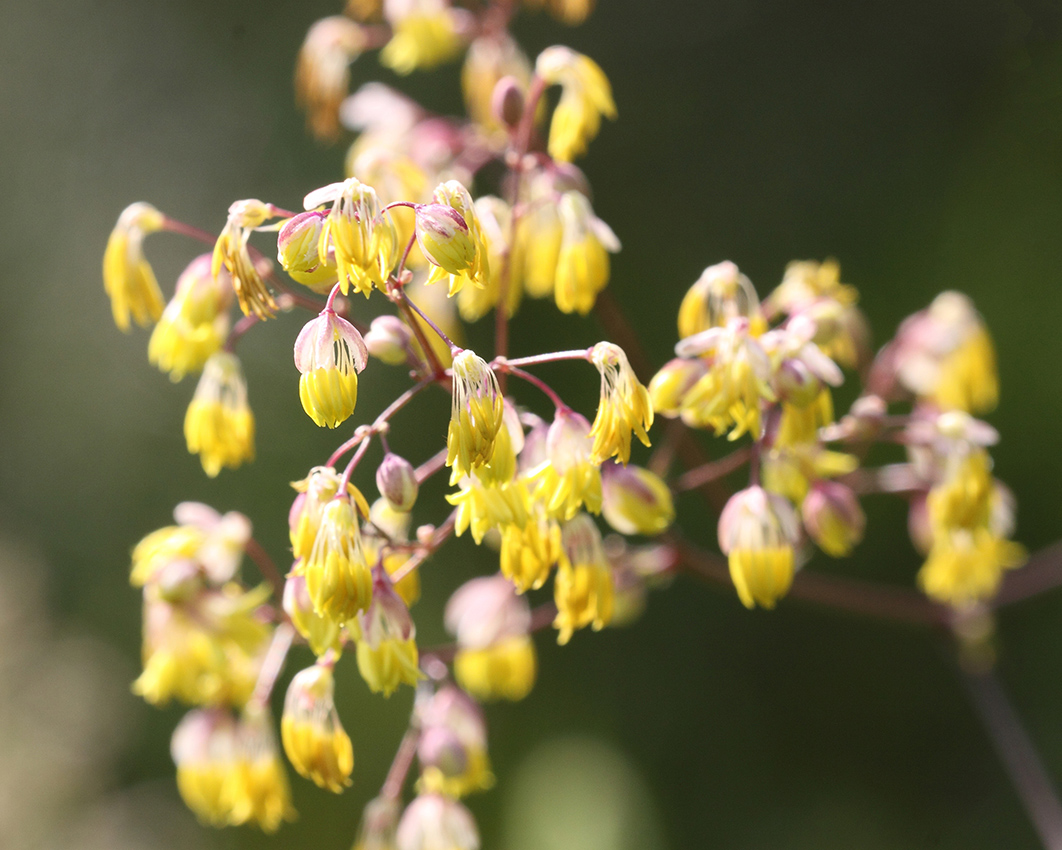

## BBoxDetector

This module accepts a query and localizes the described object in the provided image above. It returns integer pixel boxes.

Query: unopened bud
[802,481,866,558]
[396,794,479,850]
[414,204,476,276]
[601,463,675,537]
[365,315,413,365]
[417,725,469,780]
[376,452,419,512]
[775,358,822,407]
[491,76,524,128]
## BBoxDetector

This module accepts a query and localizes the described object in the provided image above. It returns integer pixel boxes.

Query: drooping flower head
[277,211,340,292]
[535,46,616,162]
[132,501,251,588]
[149,254,234,382]
[281,662,354,792]
[396,793,480,850]
[527,408,601,520]
[445,575,537,701]
[553,514,614,644]
[351,570,421,697]
[295,16,367,142]
[677,260,766,340]
[230,705,297,831]
[600,462,675,537]
[421,180,490,296]
[499,516,562,593]
[380,0,467,76]
[103,201,167,331]
[718,486,802,609]
[588,342,653,465]
[290,466,370,561]
[184,352,256,478]
[306,177,398,297]
[298,495,374,622]
[415,685,494,797]
[212,199,279,320]
[802,480,866,558]
[294,308,369,428]
[447,350,505,483]
[284,572,344,658]
[553,191,620,315]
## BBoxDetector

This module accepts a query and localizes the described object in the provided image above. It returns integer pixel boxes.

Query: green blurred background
[2,0,1062,847]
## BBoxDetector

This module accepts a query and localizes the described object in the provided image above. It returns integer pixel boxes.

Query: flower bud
[415,685,493,797]
[283,571,343,657]
[377,452,419,512]
[396,794,480,850]
[277,211,339,292]
[281,663,354,792]
[491,76,525,128]
[352,572,420,697]
[356,796,401,850]
[415,203,476,276]
[718,486,802,609]
[601,462,675,537]
[365,315,414,366]
[802,481,866,557]
[648,357,709,418]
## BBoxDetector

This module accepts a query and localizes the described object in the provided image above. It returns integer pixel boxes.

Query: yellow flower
[588,342,653,465]
[422,181,491,296]
[554,191,620,315]
[172,709,241,827]
[517,172,563,299]
[299,496,374,622]
[600,462,675,537]
[500,517,562,592]
[461,33,531,133]
[671,320,774,440]
[306,177,398,297]
[647,357,709,418]
[553,514,614,644]
[447,476,530,544]
[102,201,166,331]
[918,528,1026,606]
[774,390,834,447]
[380,0,463,75]
[527,409,602,521]
[765,258,859,315]
[149,254,233,382]
[456,196,522,322]
[230,705,297,831]
[801,481,866,558]
[212,199,279,320]
[677,260,766,340]
[283,573,344,657]
[415,686,495,798]
[295,16,366,142]
[294,309,369,428]
[281,663,354,792]
[351,574,421,697]
[277,211,340,292]
[454,635,537,702]
[446,350,505,483]
[535,46,616,162]
[184,352,255,478]
[717,486,801,609]
[289,466,371,561]
[927,448,994,534]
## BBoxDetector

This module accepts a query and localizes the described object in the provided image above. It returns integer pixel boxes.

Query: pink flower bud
[802,481,866,557]
[444,574,531,649]
[376,452,419,512]
[491,76,525,128]
[364,315,413,365]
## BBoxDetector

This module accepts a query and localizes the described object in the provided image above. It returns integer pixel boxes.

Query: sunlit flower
[298,495,374,622]
[149,254,234,382]
[277,211,340,292]
[284,572,344,657]
[351,572,421,696]
[306,177,398,297]
[535,46,616,162]
[527,409,601,520]
[499,516,562,592]
[588,342,653,465]
[600,462,674,536]
[229,705,297,831]
[447,475,530,544]
[294,308,369,428]
[281,662,354,792]
[647,357,710,418]
[553,191,620,315]
[456,196,522,322]
[212,199,279,320]
[422,181,490,296]
[553,514,614,644]
[447,350,505,482]
[380,0,466,75]
[103,201,167,331]
[290,466,371,561]
[295,16,367,142]
[717,486,802,609]
[918,528,1026,606]
[184,352,256,478]
[677,260,765,339]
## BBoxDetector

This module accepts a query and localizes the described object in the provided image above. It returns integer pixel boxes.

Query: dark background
[2,0,1062,847]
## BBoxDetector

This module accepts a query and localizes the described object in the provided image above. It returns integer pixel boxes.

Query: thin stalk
[245,537,286,601]
[250,622,295,707]
[415,448,449,484]
[389,511,458,585]
[672,446,752,493]
[223,313,260,353]
[499,349,592,369]
[501,364,570,411]
[402,290,457,353]
[381,727,421,801]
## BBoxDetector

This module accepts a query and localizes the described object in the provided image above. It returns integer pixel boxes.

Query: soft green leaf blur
[2,0,1062,848]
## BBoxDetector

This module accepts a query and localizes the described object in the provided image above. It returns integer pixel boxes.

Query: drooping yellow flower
[305,177,398,297]
[172,709,241,827]
[421,181,490,296]
[677,260,766,340]
[801,480,866,558]
[212,199,279,320]
[671,319,774,440]
[380,0,464,75]
[526,409,601,521]
[294,308,369,428]
[149,254,233,382]
[761,442,858,504]
[277,211,340,292]
[131,502,251,588]
[456,196,522,322]
[281,663,354,792]
[184,352,256,478]
[517,171,564,299]
[553,191,620,315]
[775,389,834,447]
[284,573,344,657]
[103,201,167,331]
[415,685,495,798]
[446,350,505,483]
[499,516,562,592]
[363,499,422,607]
[647,357,710,418]
[289,466,371,561]
[926,448,994,534]
[351,573,421,697]
[600,462,675,537]
[454,635,537,702]
[717,486,802,609]
[295,16,367,142]
[553,514,614,644]
[447,476,530,544]
[918,528,1026,606]
[535,46,616,162]
[229,705,297,832]
[298,496,374,622]
[588,342,653,465]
